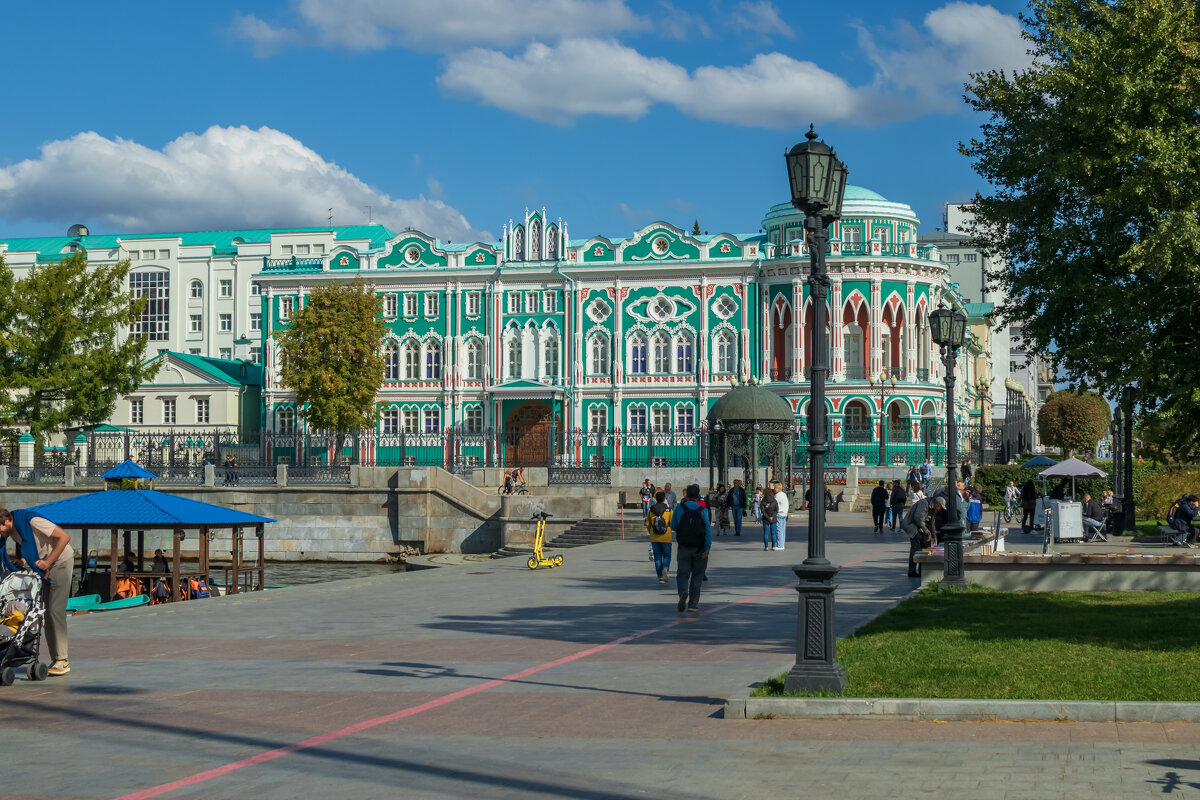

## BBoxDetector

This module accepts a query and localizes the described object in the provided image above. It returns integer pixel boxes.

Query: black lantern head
[929,304,968,348]
[785,125,848,219]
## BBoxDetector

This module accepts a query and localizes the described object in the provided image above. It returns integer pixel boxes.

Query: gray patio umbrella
[1037,457,1108,500]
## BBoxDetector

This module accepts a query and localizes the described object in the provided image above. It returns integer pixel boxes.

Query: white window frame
[651,405,670,432]
[525,291,538,313]
[130,398,144,425]
[195,398,210,424]
[188,314,202,334]
[507,293,520,314]
[403,293,419,319]
[543,336,559,379]
[162,398,176,425]
[465,291,480,317]
[425,341,442,380]
[218,313,233,333]
[383,294,398,319]
[219,347,232,360]
[425,293,439,318]
[250,281,261,296]
[465,339,483,380]
[543,292,557,313]
[402,409,419,432]
[463,406,483,433]
[629,406,647,433]
[278,407,296,434]
[250,312,262,332]
[403,341,420,380]
[218,279,233,298]
[423,408,441,433]
[382,409,400,435]
[279,296,294,321]
[676,406,695,432]
[590,334,610,375]
[189,280,203,300]
[589,406,608,433]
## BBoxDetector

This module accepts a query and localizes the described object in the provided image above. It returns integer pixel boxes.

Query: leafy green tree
[1037,390,1111,456]
[275,280,387,447]
[0,253,156,452]
[960,0,1200,458]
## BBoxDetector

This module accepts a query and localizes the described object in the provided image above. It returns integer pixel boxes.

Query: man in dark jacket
[727,480,747,536]
[1080,493,1105,542]
[902,495,940,578]
[889,480,907,531]
[670,484,711,612]
[870,480,889,533]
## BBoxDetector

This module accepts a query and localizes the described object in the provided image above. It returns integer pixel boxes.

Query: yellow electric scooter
[527,511,564,570]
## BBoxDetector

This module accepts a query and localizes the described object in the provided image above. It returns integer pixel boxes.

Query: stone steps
[491,517,629,559]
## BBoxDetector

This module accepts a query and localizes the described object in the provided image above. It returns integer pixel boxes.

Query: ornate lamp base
[783,562,848,693]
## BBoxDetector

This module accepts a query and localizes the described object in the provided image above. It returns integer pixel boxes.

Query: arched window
[507,337,522,379]
[465,339,483,380]
[674,332,693,373]
[547,226,558,260]
[383,342,400,381]
[277,407,295,435]
[425,341,442,380]
[652,331,670,373]
[403,341,420,380]
[529,218,542,260]
[590,333,610,375]
[543,335,559,379]
[842,226,862,245]
[513,226,524,260]
[189,279,203,300]
[629,333,647,374]
[715,331,735,374]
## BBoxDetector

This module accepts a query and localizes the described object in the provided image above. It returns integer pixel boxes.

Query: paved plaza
[5,510,1200,800]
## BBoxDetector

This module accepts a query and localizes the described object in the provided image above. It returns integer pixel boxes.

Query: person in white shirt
[773,482,790,550]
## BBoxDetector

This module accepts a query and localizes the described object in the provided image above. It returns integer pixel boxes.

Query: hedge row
[972,461,1192,520]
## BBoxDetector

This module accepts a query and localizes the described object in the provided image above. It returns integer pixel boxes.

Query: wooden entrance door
[505,402,555,467]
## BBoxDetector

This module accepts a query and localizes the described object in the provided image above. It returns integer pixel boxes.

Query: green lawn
[755,586,1200,701]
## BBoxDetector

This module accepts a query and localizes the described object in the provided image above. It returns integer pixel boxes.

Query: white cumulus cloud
[437,3,1030,127]
[234,0,644,53]
[0,126,488,242]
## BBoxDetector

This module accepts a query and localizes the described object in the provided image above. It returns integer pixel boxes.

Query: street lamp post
[782,125,849,693]
[1122,386,1136,533]
[976,377,990,467]
[930,304,969,590]
[868,371,898,467]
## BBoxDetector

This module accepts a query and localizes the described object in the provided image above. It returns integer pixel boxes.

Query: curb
[724,692,1200,722]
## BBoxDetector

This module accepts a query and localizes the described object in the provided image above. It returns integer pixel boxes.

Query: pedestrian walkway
[4,511,1200,799]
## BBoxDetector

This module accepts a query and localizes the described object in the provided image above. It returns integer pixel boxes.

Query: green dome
[707,384,795,424]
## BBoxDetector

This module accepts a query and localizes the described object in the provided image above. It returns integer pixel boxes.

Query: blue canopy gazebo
[26,461,274,602]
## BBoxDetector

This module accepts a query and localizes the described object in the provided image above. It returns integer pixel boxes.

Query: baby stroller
[0,570,49,685]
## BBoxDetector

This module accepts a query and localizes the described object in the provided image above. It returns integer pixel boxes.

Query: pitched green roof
[963,302,996,318]
[157,351,262,387]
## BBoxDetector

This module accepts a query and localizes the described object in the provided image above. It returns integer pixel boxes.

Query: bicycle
[497,483,529,496]
[1002,496,1018,523]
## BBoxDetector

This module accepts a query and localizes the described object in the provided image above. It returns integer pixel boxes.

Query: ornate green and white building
[0,185,993,468]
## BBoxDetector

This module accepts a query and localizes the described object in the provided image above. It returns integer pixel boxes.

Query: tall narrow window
[130,271,170,340]
[652,332,670,373]
[383,295,398,318]
[677,406,695,432]
[629,334,647,374]
[507,338,522,379]
[651,406,670,432]
[590,333,610,374]
[130,399,144,425]
[195,398,210,424]
[543,336,559,379]
[403,341,420,379]
[384,342,400,380]
[279,296,294,321]
[543,292,557,313]
[162,398,176,425]
[423,408,441,433]
[219,279,233,298]
[278,408,295,434]
[589,406,608,432]
[508,293,520,314]
[465,339,483,380]
[250,312,262,331]
[464,406,483,433]
[404,293,418,318]
[629,407,647,432]
[425,341,442,380]
[465,291,480,317]
[675,332,693,373]
[382,409,399,434]
[189,280,203,300]
[715,331,735,374]
[402,409,419,432]
[425,293,439,317]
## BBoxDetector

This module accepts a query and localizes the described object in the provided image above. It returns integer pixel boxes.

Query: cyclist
[1004,480,1020,519]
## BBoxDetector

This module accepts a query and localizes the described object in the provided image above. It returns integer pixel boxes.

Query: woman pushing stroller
[0,507,73,676]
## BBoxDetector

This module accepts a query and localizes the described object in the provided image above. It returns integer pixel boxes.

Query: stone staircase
[491,517,629,559]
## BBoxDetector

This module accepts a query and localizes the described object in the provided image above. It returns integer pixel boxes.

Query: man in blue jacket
[670,484,711,612]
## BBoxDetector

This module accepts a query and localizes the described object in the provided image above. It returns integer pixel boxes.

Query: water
[81,559,424,591]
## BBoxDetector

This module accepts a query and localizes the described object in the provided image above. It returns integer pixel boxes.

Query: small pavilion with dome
[706,381,799,494]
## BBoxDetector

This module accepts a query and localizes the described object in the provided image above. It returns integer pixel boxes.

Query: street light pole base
[783,562,849,694]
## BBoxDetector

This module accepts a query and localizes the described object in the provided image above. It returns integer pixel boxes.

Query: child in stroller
[0,570,48,684]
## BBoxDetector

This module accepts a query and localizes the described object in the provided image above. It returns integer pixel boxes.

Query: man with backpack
[645,491,673,583]
[670,484,711,612]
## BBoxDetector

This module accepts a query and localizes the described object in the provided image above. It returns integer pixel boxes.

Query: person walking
[713,484,731,536]
[663,482,677,510]
[639,479,654,518]
[772,481,790,550]
[759,484,778,550]
[889,479,907,532]
[1020,479,1038,534]
[645,491,673,582]
[670,484,710,612]
[728,480,747,536]
[920,458,933,494]
[906,463,921,488]
[961,459,973,481]
[870,480,889,533]
[0,507,74,676]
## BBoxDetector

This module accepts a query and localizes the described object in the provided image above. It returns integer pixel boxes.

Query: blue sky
[0,0,1029,244]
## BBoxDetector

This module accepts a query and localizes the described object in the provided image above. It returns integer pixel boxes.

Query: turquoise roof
[157,351,263,387]
[0,225,397,261]
[963,302,996,317]
[842,185,889,202]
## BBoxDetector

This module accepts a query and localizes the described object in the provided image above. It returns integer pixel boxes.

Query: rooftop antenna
[366,205,373,224]
[328,207,334,224]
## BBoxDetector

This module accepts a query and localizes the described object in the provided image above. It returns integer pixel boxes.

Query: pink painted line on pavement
[113,547,887,800]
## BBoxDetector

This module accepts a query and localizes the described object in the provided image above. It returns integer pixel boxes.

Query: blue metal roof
[100,460,157,480]
[26,490,275,528]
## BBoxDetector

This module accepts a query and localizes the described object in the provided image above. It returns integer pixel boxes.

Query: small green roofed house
[121,351,262,437]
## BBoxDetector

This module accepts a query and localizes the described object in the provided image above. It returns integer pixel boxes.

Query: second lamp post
[929,304,969,590]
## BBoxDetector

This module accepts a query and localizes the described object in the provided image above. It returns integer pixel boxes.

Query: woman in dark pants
[1020,480,1038,534]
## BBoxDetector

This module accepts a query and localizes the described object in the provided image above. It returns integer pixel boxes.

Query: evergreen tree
[692,219,701,236]
[961,0,1200,458]
[275,280,387,446]
[0,252,155,450]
